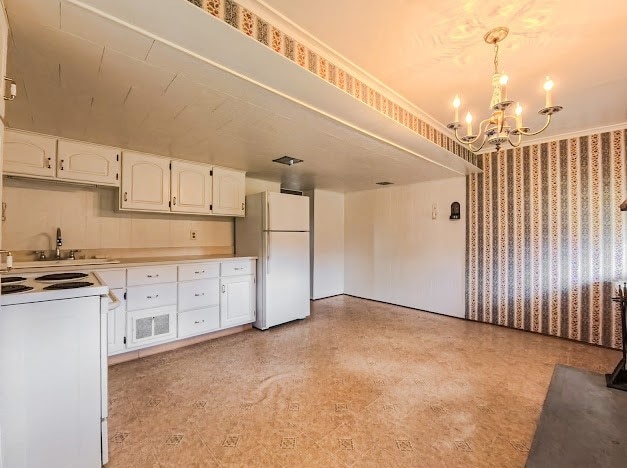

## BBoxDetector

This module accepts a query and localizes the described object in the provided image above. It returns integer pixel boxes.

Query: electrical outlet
[190,230,197,240]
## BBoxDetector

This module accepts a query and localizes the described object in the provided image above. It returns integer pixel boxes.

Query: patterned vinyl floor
[107,295,619,467]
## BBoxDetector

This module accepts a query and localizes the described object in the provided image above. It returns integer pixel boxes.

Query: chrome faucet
[55,227,62,260]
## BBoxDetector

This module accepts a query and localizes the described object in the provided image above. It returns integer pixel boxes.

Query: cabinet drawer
[126,283,177,311]
[127,265,177,286]
[178,263,219,281]
[178,306,220,338]
[178,279,219,312]
[221,260,254,277]
[95,269,126,289]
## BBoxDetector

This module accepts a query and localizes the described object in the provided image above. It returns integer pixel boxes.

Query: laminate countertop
[11,255,257,273]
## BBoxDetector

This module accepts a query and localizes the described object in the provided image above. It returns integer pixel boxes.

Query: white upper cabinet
[120,151,170,212]
[0,5,9,120]
[212,166,245,216]
[170,160,212,214]
[57,140,120,186]
[3,130,57,178]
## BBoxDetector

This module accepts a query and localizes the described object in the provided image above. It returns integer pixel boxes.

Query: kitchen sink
[13,258,120,269]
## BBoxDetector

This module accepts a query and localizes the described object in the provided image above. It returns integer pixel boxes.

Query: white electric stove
[0,270,109,305]
[0,270,111,467]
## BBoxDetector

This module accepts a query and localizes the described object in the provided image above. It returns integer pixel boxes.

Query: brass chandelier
[447,26,563,152]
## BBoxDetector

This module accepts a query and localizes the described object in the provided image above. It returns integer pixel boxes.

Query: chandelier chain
[493,43,499,74]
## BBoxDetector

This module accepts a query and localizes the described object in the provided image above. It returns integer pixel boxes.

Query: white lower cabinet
[103,260,256,355]
[126,306,177,349]
[108,288,127,354]
[220,275,255,328]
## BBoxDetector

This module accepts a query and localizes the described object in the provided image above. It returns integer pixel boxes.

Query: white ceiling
[258,0,627,140]
[3,0,480,192]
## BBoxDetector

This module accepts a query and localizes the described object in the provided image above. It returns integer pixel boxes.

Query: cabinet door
[211,166,245,216]
[3,130,57,178]
[57,140,120,186]
[170,160,212,214]
[120,151,170,212]
[220,275,254,328]
[126,306,177,348]
[107,288,127,355]
[0,5,8,120]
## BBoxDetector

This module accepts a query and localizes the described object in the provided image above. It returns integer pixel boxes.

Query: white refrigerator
[236,192,310,329]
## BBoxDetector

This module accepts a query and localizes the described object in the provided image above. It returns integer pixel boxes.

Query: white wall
[245,177,280,195]
[309,189,345,299]
[344,177,466,318]
[2,178,233,252]
[2,176,280,253]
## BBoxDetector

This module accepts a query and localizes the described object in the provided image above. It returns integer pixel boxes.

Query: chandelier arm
[507,132,522,148]
[453,126,482,146]
[468,134,488,153]
[517,113,553,136]
[479,117,492,132]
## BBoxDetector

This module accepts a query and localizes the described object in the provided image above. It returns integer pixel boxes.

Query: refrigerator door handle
[266,232,271,274]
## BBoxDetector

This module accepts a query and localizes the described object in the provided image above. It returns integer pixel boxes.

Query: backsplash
[1,178,233,256]
[466,129,627,349]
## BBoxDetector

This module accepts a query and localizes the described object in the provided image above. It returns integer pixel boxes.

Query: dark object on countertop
[526,365,627,467]
[606,295,627,391]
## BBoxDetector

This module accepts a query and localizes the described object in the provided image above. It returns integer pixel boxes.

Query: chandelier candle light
[447,26,563,152]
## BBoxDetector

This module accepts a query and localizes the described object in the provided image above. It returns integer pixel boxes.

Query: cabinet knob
[194,320,205,324]
[173,197,177,206]
[59,159,65,171]
[222,285,226,293]
[146,294,159,299]
[123,192,128,202]
[47,157,52,169]
[241,202,245,211]
[147,274,159,278]
[194,293,205,297]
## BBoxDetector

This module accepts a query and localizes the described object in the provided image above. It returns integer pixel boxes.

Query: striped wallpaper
[466,129,627,349]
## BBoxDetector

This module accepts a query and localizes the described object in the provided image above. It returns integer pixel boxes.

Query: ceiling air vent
[376,181,394,186]
[280,188,303,196]
[273,156,303,166]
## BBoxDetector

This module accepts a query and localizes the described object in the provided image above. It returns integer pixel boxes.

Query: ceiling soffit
[173,0,478,168]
